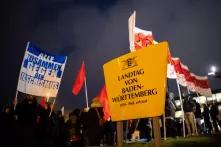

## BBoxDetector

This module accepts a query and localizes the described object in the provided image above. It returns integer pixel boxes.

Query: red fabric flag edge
[97,85,110,121]
[72,62,86,95]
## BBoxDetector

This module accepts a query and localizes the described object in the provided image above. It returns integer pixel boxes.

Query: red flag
[40,97,46,109]
[72,62,86,95]
[97,85,110,121]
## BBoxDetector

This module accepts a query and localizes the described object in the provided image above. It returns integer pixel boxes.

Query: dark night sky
[1,0,221,110]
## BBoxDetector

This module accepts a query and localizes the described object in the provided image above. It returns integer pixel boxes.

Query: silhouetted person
[80,107,104,146]
[0,105,15,147]
[193,100,202,134]
[165,92,178,137]
[17,95,39,147]
[203,104,212,134]
[183,95,196,136]
[103,118,116,145]
[65,110,82,147]
[45,103,60,147]
[137,118,152,141]
[210,102,220,133]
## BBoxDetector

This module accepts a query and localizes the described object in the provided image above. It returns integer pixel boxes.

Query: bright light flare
[211,66,216,73]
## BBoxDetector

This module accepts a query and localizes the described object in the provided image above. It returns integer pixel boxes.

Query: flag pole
[82,60,89,109]
[187,88,190,94]
[48,55,67,117]
[49,97,54,117]
[13,91,18,111]
[61,106,64,117]
[163,113,166,140]
[163,78,169,141]
[14,42,30,111]
[125,120,129,143]
[84,76,89,108]
[176,79,186,137]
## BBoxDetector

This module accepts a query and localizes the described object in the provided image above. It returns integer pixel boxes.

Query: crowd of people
[0,93,221,147]
[164,92,221,138]
[0,95,115,147]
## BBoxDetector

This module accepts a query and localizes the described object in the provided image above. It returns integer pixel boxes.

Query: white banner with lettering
[17,42,67,97]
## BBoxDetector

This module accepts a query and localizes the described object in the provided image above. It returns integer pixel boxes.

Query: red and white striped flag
[172,58,187,87]
[128,11,153,52]
[192,74,212,97]
[180,63,196,92]
[167,50,177,79]
[128,11,136,51]
[133,27,154,50]
[167,63,177,79]
[188,73,197,92]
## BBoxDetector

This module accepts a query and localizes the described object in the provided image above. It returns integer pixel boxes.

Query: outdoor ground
[121,134,221,147]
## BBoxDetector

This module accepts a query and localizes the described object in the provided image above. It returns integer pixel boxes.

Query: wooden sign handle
[153,117,161,147]
[116,121,123,147]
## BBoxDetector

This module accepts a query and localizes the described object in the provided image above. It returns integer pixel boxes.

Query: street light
[208,65,216,75]
[211,66,216,73]
[208,65,221,79]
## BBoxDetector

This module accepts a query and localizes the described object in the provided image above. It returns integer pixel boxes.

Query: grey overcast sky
[1,0,221,110]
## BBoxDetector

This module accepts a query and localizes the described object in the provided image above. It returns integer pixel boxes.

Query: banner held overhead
[17,42,67,98]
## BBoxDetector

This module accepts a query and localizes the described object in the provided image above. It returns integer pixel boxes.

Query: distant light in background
[219,105,221,111]
[208,65,217,75]
[197,96,206,104]
[175,110,182,118]
[211,66,217,73]
[216,93,221,102]
[175,100,181,107]
[207,96,213,102]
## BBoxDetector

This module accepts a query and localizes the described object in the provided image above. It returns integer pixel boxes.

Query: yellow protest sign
[103,42,168,121]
